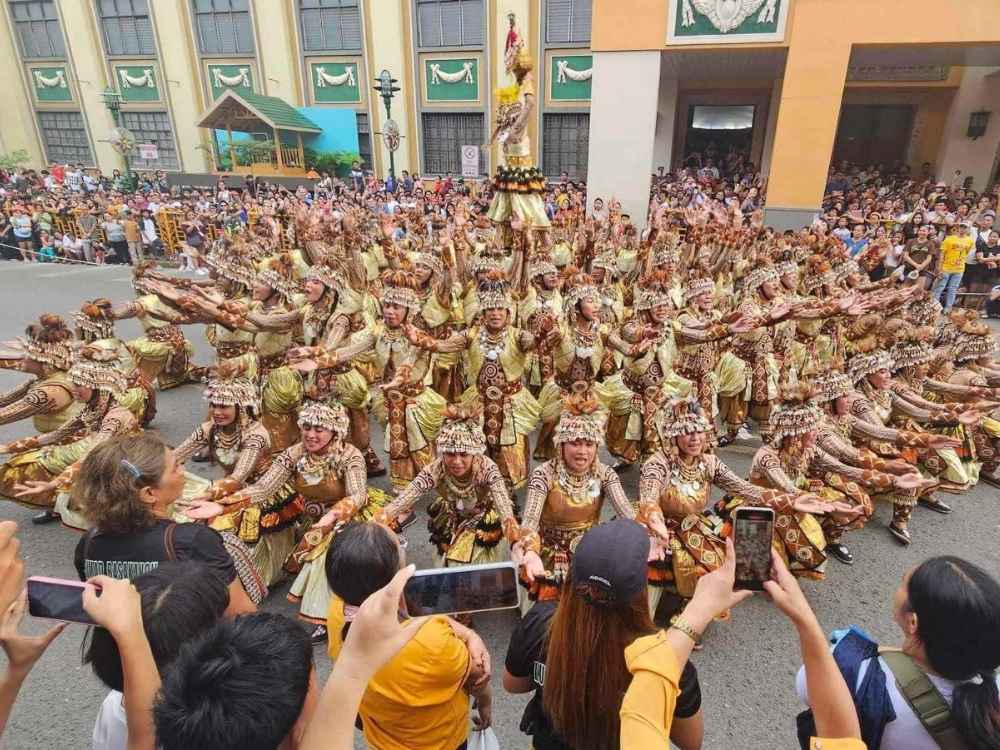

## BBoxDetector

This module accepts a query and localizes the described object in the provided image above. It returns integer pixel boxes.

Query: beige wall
[57,0,115,172]
[365,1,414,175]
[935,67,1000,191]
[0,7,42,163]
[150,0,211,172]
[253,0,302,104]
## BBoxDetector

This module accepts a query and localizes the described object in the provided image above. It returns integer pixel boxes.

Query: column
[763,38,851,231]
[150,0,211,172]
[652,74,677,173]
[364,0,413,175]
[935,66,1000,191]
[57,0,117,172]
[759,77,782,177]
[0,8,43,163]
[252,0,302,104]
[586,50,659,227]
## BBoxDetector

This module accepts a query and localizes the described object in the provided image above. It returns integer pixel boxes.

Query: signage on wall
[461,145,479,177]
[550,55,592,102]
[424,58,479,102]
[31,66,73,102]
[137,143,159,160]
[667,0,790,44]
[311,61,362,103]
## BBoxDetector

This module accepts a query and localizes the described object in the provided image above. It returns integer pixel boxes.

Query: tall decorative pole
[100,86,135,190]
[373,69,401,179]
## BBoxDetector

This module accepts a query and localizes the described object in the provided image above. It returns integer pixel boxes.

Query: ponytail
[907,556,1000,750]
[951,675,1000,750]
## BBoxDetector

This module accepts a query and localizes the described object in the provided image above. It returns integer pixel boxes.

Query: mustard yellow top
[327,600,471,750]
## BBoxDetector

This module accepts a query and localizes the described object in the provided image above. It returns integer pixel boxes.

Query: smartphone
[26,576,98,625]
[403,562,519,617]
[732,507,775,591]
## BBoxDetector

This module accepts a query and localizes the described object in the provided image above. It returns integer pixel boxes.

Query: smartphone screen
[26,577,97,625]
[733,507,775,591]
[403,562,519,617]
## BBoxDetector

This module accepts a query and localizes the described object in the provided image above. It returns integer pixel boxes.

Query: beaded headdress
[635,271,672,312]
[22,314,74,370]
[204,376,259,411]
[303,257,346,292]
[891,332,935,370]
[528,256,557,279]
[297,400,349,437]
[953,332,998,363]
[656,398,712,439]
[380,269,421,311]
[470,254,502,276]
[685,277,715,301]
[811,371,853,404]
[770,385,822,442]
[413,250,444,276]
[591,252,618,277]
[554,394,605,445]
[833,258,861,282]
[848,351,894,383]
[742,264,779,293]
[476,269,512,311]
[68,345,129,398]
[436,405,487,455]
[205,241,256,289]
[256,253,299,301]
[75,299,116,342]
[561,270,601,316]
[777,260,798,279]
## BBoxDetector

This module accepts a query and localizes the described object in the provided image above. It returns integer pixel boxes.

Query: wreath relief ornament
[429,61,474,85]
[118,68,155,89]
[555,59,592,83]
[315,65,356,88]
[212,67,251,89]
[680,0,777,32]
[33,69,68,89]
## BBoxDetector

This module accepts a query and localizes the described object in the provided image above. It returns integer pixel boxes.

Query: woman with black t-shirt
[504,519,704,750]
[71,433,256,616]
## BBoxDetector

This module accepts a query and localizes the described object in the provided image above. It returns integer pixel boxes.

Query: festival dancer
[514,395,634,605]
[0,346,145,523]
[376,406,519,566]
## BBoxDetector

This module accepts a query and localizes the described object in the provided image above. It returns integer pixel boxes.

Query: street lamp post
[100,86,135,190]
[372,69,401,179]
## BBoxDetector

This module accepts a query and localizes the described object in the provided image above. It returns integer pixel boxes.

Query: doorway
[680,104,756,171]
[832,105,914,167]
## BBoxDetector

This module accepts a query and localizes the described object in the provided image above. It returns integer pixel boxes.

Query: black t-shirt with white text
[74,520,235,584]
[504,601,702,750]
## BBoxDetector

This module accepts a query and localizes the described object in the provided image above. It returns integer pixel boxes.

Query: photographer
[324,521,492,750]
[504,519,711,750]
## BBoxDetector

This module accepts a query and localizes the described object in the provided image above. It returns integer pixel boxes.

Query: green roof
[197,90,321,133]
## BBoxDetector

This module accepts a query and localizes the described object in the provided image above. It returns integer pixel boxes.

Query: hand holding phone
[733,507,776,591]
[2,588,66,674]
[27,576,98,624]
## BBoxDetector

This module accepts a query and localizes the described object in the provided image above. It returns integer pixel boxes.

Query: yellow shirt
[619,632,866,750]
[939,235,973,274]
[327,599,471,750]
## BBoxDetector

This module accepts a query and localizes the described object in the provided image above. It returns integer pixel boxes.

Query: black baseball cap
[571,519,649,604]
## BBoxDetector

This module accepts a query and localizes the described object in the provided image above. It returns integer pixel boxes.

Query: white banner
[137,143,158,160]
[461,145,478,177]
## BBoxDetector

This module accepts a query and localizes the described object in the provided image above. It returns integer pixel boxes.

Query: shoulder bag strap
[163,522,178,562]
[879,648,970,750]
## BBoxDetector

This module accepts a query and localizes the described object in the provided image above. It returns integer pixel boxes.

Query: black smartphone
[403,562,519,617]
[732,507,775,591]
[26,576,98,625]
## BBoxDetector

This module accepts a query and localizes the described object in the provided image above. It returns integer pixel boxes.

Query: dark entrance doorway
[681,104,756,172]
[832,104,914,167]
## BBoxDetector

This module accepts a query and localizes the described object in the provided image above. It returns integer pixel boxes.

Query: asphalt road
[1,261,998,750]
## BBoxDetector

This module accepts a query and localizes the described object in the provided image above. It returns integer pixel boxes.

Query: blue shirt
[844,236,870,257]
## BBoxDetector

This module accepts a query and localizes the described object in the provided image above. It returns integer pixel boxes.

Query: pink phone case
[26,576,98,623]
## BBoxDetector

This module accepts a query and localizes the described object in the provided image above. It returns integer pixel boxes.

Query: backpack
[796,648,969,750]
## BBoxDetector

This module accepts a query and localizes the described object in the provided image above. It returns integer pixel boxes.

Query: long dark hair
[906,556,1000,749]
[542,582,656,750]
[325,521,400,640]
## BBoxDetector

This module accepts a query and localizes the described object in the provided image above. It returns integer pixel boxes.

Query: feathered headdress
[68,345,129,398]
[22,314,74,370]
[656,397,712,440]
[554,393,605,445]
[75,299,116,342]
[380,269,421,311]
